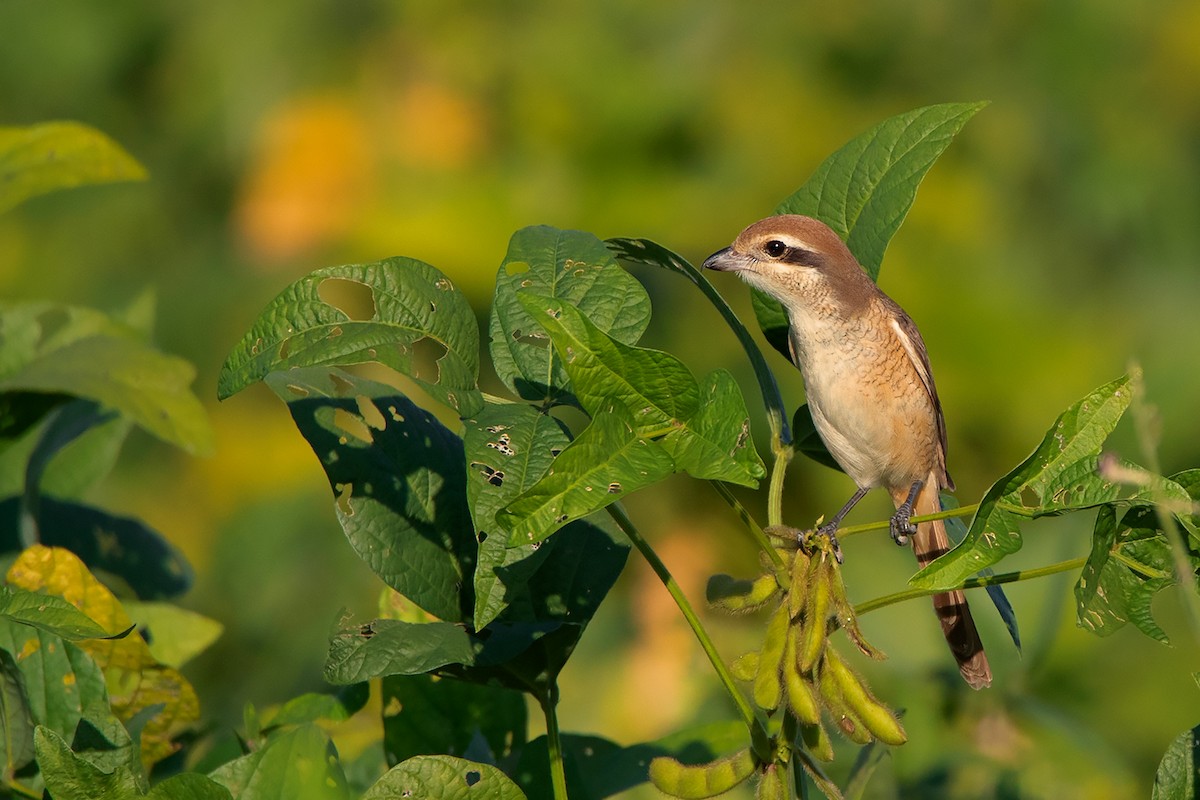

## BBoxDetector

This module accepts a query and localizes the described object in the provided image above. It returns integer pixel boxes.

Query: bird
[703,214,991,690]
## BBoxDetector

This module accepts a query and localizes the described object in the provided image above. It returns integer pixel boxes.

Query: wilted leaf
[324,619,475,684]
[381,674,526,766]
[0,121,147,214]
[499,407,674,546]
[366,755,526,800]
[0,302,212,455]
[264,367,475,623]
[218,258,483,417]
[489,226,650,407]
[7,546,199,770]
[912,375,1191,590]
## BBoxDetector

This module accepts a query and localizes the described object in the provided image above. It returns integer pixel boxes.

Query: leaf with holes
[912,375,1192,590]
[465,403,628,631]
[658,370,765,485]
[264,367,475,623]
[489,226,650,407]
[0,121,147,214]
[219,258,483,416]
[324,619,475,684]
[750,102,987,363]
[365,755,526,800]
[499,406,674,547]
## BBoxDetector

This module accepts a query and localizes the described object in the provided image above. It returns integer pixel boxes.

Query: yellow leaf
[6,546,199,771]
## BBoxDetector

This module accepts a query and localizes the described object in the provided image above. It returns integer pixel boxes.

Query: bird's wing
[888,306,954,490]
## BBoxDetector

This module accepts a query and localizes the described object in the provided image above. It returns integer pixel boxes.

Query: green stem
[835,503,980,540]
[539,683,569,800]
[768,444,794,529]
[606,503,758,728]
[855,556,1088,615]
[710,481,784,569]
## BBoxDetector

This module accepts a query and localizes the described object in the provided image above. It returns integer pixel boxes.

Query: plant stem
[710,481,785,569]
[835,503,980,540]
[606,503,758,728]
[855,556,1087,614]
[768,443,794,529]
[539,683,569,800]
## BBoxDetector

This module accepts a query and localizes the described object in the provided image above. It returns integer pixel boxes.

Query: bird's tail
[906,475,992,689]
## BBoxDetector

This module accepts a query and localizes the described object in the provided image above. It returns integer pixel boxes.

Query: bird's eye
[764,240,787,258]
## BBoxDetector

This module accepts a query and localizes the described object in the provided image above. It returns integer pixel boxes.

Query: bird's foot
[889,509,917,547]
[813,520,845,564]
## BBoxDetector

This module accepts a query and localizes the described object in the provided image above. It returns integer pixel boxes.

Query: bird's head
[702,215,871,310]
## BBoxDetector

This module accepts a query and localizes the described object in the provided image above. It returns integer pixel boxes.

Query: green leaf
[0,586,111,640]
[265,367,475,623]
[790,403,841,472]
[1152,723,1200,800]
[659,369,765,485]
[0,649,35,781]
[209,724,349,800]
[1076,471,1200,643]
[34,726,141,800]
[380,674,526,766]
[0,303,212,455]
[0,122,147,214]
[753,102,987,362]
[324,619,475,684]
[147,773,235,800]
[121,602,223,668]
[516,294,763,485]
[499,406,674,546]
[465,403,630,631]
[365,755,527,800]
[0,496,195,600]
[218,258,483,417]
[489,226,650,407]
[0,412,132,500]
[912,375,1189,589]
[266,683,369,730]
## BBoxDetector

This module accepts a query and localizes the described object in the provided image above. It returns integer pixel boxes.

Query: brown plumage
[704,214,990,689]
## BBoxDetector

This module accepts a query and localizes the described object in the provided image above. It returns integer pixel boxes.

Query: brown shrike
[703,214,991,690]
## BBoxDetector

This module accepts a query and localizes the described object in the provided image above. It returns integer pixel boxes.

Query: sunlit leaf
[517,294,763,486]
[121,602,223,668]
[324,619,475,685]
[489,226,650,407]
[381,674,526,766]
[366,755,526,800]
[209,724,349,800]
[34,726,141,800]
[0,302,213,455]
[218,258,483,417]
[264,367,475,623]
[1152,723,1200,800]
[0,122,147,214]
[7,546,199,770]
[499,407,674,547]
[912,375,1191,590]
[0,585,111,640]
[265,683,369,730]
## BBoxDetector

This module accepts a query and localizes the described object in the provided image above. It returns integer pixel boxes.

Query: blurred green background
[3,1,1199,797]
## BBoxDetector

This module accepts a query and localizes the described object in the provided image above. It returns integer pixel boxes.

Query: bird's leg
[812,486,870,564]
[890,479,925,547]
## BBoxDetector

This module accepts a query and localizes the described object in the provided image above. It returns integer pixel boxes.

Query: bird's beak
[702,247,739,272]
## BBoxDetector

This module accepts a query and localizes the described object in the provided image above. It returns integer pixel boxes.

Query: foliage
[1,106,1197,800]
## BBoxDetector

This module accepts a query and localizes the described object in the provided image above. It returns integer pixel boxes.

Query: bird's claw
[813,521,845,564]
[889,510,917,547]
